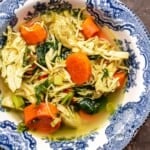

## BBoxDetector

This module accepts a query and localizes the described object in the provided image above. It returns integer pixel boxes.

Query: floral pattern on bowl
[0,0,150,150]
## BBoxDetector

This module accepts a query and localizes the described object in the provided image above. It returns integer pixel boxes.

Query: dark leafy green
[76,96,108,114]
[102,68,109,80]
[36,40,58,66]
[35,80,50,104]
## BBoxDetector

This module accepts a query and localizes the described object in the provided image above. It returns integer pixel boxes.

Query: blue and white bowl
[0,0,150,149]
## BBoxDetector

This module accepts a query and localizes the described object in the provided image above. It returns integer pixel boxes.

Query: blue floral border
[43,132,98,150]
[0,120,36,150]
[0,0,150,150]
[0,0,26,34]
[87,0,150,150]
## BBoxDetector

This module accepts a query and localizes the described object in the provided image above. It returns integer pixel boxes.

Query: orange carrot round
[114,71,127,89]
[66,52,91,85]
[82,17,100,39]
[24,103,61,133]
[20,22,47,45]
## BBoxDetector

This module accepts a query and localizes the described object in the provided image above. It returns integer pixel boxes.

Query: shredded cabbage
[0,27,28,92]
[0,9,129,130]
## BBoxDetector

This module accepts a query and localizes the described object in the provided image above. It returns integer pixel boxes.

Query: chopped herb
[17,122,27,133]
[102,68,109,80]
[35,80,51,104]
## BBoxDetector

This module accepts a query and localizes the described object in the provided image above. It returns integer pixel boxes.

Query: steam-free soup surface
[0,7,129,139]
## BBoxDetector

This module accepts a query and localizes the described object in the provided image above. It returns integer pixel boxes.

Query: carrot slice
[66,52,91,85]
[24,103,61,133]
[82,17,100,39]
[20,22,47,45]
[114,71,127,89]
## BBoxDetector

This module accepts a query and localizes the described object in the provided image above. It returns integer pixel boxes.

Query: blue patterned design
[0,0,25,15]
[87,0,141,90]
[44,132,98,150]
[102,93,150,150]
[87,0,150,150]
[0,0,26,34]
[86,0,147,35]
[0,0,150,150]
[0,120,36,150]
[124,40,140,89]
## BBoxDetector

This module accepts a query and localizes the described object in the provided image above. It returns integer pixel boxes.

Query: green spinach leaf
[36,40,58,66]
[76,96,108,114]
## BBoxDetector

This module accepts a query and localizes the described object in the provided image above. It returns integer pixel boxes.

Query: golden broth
[0,24,126,140]
[28,88,125,140]
[0,62,125,140]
